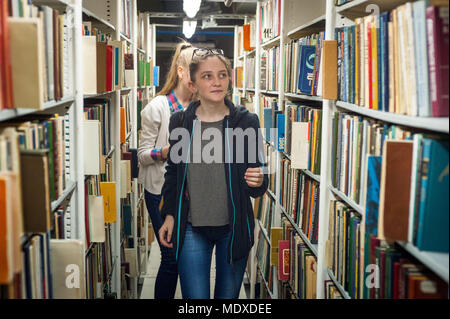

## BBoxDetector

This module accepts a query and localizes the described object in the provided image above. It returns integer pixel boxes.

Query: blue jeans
[178,223,248,299]
[144,190,178,299]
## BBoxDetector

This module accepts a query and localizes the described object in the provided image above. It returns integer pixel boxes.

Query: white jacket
[138,95,171,194]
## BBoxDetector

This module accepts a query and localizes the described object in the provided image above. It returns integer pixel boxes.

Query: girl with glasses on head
[137,41,196,299]
[159,48,268,299]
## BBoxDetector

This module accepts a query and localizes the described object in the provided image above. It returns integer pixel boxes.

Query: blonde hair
[157,41,196,96]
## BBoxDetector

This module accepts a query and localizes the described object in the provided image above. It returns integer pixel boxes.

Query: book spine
[427,6,449,117]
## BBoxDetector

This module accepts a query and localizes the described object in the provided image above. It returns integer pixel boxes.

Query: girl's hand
[159,215,175,248]
[162,145,170,160]
[245,167,263,188]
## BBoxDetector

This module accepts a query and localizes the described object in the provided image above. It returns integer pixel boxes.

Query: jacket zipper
[175,119,197,260]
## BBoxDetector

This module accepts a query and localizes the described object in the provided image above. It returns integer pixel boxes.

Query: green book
[145,62,151,86]
[46,121,55,202]
[139,60,145,86]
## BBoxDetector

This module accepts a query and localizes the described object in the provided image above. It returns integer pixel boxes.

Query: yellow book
[371,17,378,110]
[270,227,282,266]
[99,182,117,223]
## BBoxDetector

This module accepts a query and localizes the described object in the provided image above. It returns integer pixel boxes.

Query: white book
[50,240,86,299]
[8,18,44,109]
[82,36,98,95]
[359,18,365,106]
[88,195,106,243]
[120,160,128,198]
[340,118,349,193]
[83,120,101,175]
[405,3,418,116]
[408,134,422,243]
[125,248,138,277]
[291,122,310,170]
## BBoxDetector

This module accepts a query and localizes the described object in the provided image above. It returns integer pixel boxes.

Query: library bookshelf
[234,0,449,299]
[0,0,154,299]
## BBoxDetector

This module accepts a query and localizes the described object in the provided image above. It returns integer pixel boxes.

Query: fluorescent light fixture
[202,16,218,29]
[183,20,197,38]
[183,0,202,18]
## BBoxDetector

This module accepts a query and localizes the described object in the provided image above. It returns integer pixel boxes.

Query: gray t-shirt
[187,119,229,226]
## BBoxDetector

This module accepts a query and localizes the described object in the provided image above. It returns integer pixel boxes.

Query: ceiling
[137,0,257,27]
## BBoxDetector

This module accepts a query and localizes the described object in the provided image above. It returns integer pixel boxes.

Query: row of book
[255,193,274,239]
[325,200,362,299]
[280,163,320,246]
[82,36,133,95]
[17,118,68,202]
[260,0,281,43]
[256,224,273,295]
[245,55,255,89]
[286,104,322,175]
[284,32,325,97]
[120,0,132,40]
[336,1,449,117]
[363,238,448,299]
[324,280,344,299]
[120,95,132,144]
[331,110,449,253]
[278,218,318,299]
[2,232,53,299]
[261,45,280,92]
[1,1,69,110]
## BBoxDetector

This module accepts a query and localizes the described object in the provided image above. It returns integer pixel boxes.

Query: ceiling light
[202,16,218,29]
[224,0,233,7]
[183,0,202,19]
[183,20,197,38]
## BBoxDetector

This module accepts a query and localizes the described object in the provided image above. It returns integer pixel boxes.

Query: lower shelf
[326,268,351,299]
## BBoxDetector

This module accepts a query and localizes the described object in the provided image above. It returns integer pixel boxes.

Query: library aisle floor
[139,239,248,299]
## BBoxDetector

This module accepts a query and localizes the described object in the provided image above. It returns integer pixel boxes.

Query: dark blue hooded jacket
[161,99,268,263]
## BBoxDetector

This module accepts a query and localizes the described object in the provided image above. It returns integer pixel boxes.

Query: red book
[278,240,290,281]
[369,235,380,299]
[393,261,400,299]
[0,0,14,109]
[426,6,449,117]
[106,45,113,91]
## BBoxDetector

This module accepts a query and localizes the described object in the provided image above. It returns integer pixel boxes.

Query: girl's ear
[177,66,184,80]
[188,79,197,95]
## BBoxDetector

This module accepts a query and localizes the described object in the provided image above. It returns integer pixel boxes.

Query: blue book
[413,1,431,116]
[276,113,285,152]
[297,45,316,94]
[365,155,382,236]
[153,66,160,87]
[114,47,119,86]
[416,139,449,252]
[381,12,390,112]
[123,204,132,236]
[45,232,53,299]
[263,108,273,143]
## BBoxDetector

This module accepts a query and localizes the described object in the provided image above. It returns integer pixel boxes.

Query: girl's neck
[196,99,229,122]
[173,84,191,108]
